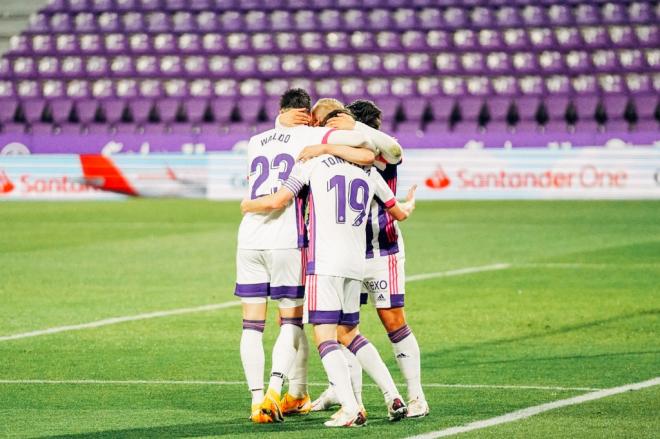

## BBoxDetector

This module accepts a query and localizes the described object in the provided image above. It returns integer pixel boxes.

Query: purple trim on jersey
[306,189,317,275]
[317,340,340,358]
[234,282,269,297]
[280,317,303,328]
[347,334,370,354]
[339,311,360,326]
[270,285,305,299]
[388,324,412,343]
[242,319,266,333]
[308,310,341,324]
[295,188,309,249]
[365,209,374,259]
[283,176,304,196]
[377,203,400,257]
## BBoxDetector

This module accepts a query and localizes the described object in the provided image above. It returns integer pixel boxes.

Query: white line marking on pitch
[407,377,660,439]
[0,263,511,343]
[0,379,599,392]
[0,301,241,342]
[407,263,511,282]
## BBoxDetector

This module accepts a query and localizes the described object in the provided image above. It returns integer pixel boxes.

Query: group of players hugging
[235,88,428,427]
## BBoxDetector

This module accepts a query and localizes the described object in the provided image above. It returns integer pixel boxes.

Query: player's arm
[240,161,312,214]
[298,143,375,165]
[371,171,416,221]
[385,185,417,221]
[240,187,294,214]
[326,113,402,164]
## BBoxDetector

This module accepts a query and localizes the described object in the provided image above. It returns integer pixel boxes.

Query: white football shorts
[361,253,405,309]
[234,248,306,307]
[304,274,361,326]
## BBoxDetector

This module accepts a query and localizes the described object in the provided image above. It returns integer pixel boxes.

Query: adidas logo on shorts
[377,293,386,302]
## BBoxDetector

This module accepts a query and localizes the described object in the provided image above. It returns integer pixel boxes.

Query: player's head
[319,108,355,127]
[311,98,344,126]
[279,88,312,113]
[346,100,382,130]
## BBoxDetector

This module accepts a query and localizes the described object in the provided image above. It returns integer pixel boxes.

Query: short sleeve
[282,159,314,196]
[370,170,396,208]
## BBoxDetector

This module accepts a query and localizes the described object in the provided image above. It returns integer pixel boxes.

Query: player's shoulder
[248,127,277,144]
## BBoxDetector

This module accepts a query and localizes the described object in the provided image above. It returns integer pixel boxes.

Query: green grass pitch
[0,200,658,438]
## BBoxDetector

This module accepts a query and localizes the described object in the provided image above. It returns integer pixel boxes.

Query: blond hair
[311,98,344,125]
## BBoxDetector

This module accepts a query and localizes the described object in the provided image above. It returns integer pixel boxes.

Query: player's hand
[401,185,417,215]
[298,144,327,162]
[325,113,356,130]
[279,109,310,127]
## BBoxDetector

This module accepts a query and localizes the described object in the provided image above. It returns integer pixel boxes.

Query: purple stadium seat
[294,10,317,31]
[547,4,573,26]
[351,32,375,51]
[544,96,570,121]
[634,119,659,132]
[74,13,96,32]
[575,4,600,25]
[503,28,528,49]
[97,12,120,32]
[516,96,542,120]
[50,13,71,32]
[49,99,74,124]
[157,98,180,123]
[75,99,100,124]
[31,35,53,54]
[402,31,426,51]
[418,8,442,29]
[573,96,600,122]
[382,54,406,75]
[429,97,455,123]
[377,32,402,51]
[28,13,50,32]
[227,33,250,52]
[22,99,46,122]
[211,99,236,123]
[269,11,292,31]
[628,3,653,23]
[632,95,658,120]
[203,34,225,52]
[403,98,427,122]
[580,26,609,49]
[609,26,636,48]
[129,34,151,54]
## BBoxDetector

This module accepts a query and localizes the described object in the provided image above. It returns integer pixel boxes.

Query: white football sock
[348,334,399,402]
[240,320,265,405]
[389,325,425,401]
[340,345,363,406]
[288,325,309,398]
[268,318,303,395]
[318,340,359,414]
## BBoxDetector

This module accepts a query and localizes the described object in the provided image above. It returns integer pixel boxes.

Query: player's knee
[337,325,359,347]
[241,300,267,320]
[378,308,407,333]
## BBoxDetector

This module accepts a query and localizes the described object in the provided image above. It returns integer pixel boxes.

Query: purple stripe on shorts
[347,334,370,355]
[307,310,341,324]
[317,340,340,359]
[389,294,405,308]
[339,311,360,326]
[360,292,368,306]
[280,317,303,328]
[234,283,269,297]
[388,324,412,343]
[243,319,266,333]
[306,260,316,274]
[270,285,305,299]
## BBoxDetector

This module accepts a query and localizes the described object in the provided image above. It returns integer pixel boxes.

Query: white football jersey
[282,155,396,280]
[237,125,334,250]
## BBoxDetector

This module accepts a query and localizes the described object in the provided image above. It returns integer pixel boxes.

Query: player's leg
[375,254,428,417]
[259,249,307,421]
[235,249,270,423]
[308,274,364,427]
[337,278,407,421]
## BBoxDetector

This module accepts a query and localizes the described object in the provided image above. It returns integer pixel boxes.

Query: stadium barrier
[0,149,658,200]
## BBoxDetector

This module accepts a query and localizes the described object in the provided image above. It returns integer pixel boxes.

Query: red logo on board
[0,170,14,194]
[425,166,451,190]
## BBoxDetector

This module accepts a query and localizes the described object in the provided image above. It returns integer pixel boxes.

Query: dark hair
[279,88,312,112]
[319,108,355,127]
[346,99,382,129]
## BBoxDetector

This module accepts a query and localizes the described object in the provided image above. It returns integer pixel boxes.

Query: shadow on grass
[426,308,659,364]
[35,415,394,439]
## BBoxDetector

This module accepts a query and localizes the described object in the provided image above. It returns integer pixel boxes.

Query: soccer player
[303,100,430,418]
[241,152,415,427]
[235,88,373,423]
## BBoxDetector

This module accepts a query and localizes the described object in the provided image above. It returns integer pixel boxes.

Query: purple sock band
[280,317,303,328]
[347,334,370,355]
[388,324,412,343]
[242,319,265,333]
[317,340,340,359]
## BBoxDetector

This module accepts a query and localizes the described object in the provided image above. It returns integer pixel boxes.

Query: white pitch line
[0,379,598,392]
[407,263,511,282]
[0,263,513,343]
[0,301,241,342]
[408,377,660,439]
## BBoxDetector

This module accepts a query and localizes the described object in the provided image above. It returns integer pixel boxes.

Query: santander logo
[0,170,14,194]
[425,166,451,190]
